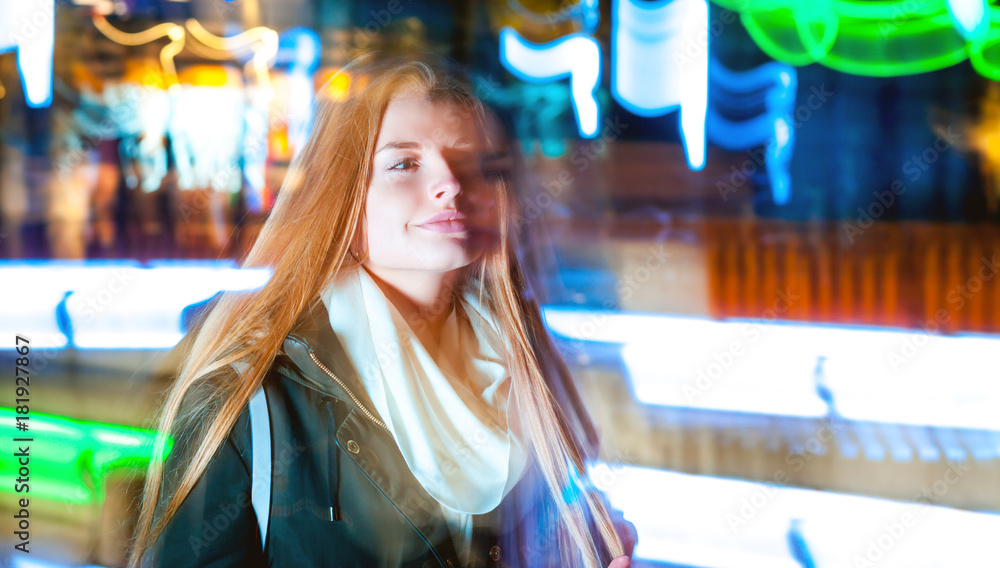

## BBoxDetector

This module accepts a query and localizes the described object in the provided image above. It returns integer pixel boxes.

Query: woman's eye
[389,158,418,171]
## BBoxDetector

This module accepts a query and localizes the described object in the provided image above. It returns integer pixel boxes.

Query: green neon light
[712,0,1000,78]
[1,407,172,506]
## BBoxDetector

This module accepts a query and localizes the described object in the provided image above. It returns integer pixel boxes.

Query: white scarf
[320,266,529,527]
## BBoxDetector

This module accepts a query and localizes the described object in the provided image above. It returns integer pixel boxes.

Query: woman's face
[362,91,498,274]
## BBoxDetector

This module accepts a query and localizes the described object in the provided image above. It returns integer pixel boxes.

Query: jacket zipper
[445,519,459,567]
[306,348,390,432]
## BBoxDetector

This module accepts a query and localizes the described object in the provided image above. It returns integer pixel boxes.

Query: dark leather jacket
[143,298,623,568]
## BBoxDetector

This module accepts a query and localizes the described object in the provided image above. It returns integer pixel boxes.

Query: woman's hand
[607,555,631,568]
[610,506,638,559]
[603,506,637,568]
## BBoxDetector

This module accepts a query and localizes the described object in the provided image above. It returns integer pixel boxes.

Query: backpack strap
[231,361,272,552]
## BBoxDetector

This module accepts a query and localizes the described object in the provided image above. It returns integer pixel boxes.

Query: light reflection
[543,308,1000,430]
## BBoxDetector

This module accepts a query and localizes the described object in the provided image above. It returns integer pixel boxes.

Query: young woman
[128,52,637,568]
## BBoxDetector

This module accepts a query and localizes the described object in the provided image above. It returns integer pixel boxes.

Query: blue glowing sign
[0,0,54,107]
[499,0,803,196]
[542,307,1000,431]
[612,0,708,170]
[499,27,602,139]
[707,58,797,205]
[0,261,271,349]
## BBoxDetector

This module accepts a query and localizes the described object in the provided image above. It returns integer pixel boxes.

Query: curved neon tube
[711,0,1000,78]
[499,27,602,138]
[707,58,797,204]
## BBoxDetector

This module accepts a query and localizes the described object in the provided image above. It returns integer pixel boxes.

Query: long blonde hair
[128,52,624,567]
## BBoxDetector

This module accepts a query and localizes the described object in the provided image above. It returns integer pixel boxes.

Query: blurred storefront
[2,1,999,567]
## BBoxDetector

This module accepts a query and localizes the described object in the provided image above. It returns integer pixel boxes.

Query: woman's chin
[408,248,479,272]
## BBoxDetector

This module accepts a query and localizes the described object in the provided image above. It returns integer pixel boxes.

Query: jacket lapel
[280,299,370,406]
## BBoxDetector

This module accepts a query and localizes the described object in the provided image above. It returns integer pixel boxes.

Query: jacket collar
[279,297,385,422]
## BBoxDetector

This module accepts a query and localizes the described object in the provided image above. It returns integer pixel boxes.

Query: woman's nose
[430,161,462,201]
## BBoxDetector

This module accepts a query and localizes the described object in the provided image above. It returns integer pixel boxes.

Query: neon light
[92,15,184,87]
[180,19,280,213]
[582,0,600,34]
[499,27,602,138]
[711,0,1000,78]
[103,80,171,193]
[615,316,830,418]
[0,0,55,107]
[707,58,797,204]
[278,27,321,158]
[167,72,245,194]
[541,308,1000,430]
[92,17,282,206]
[184,19,278,92]
[595,464,1000,568]
[244,86,270,213]
[135,86,171,193]
[947,0,989,41]
[0,406,171,506]
[612,0,708,170]
[0,261,271,349]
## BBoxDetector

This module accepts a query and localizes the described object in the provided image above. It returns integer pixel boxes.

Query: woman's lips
[418,220,467,233]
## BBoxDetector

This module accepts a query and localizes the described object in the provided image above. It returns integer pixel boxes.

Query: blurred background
[2,0,1000,567]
